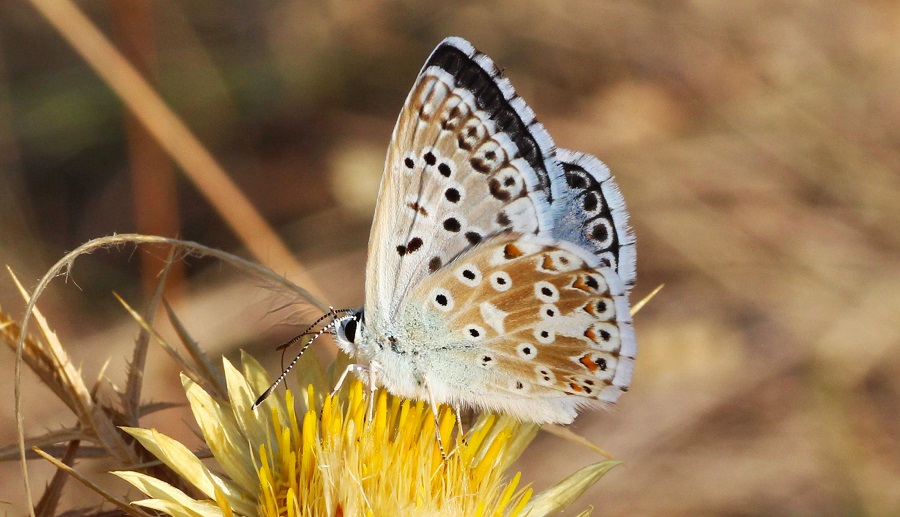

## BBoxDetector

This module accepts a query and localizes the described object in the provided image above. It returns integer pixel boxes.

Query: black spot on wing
[445,188,461,203]
[560,159,622,259]
[424,43,552,198]
[406,237,423,254]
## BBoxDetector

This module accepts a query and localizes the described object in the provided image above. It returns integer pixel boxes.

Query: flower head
[115,352,616,516]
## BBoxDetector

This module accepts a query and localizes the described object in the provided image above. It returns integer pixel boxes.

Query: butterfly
[259,37,636,426]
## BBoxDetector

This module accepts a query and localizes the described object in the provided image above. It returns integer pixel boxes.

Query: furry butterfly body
[335,37,636,425]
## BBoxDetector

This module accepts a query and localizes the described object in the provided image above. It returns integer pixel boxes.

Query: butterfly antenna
[252,308,355,410]
[278,307,354,371]
[276,307,354,352]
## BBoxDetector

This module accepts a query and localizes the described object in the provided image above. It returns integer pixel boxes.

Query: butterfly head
[334,308,365,355]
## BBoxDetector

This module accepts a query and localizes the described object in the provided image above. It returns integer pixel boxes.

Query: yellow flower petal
[256,346,330,413]
[240,351,291,422]
[182,374,258,493]
[135,498,222,517]
[119,427,254,516]
[113,470,223,517]
[213,484,235,517]
[222,357,274,450]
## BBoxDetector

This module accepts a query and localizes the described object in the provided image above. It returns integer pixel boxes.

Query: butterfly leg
[454,405,467,443]
[423,374,448,461]
[365,361,380,422]
[331,363,369,397]
[330,361,380,421]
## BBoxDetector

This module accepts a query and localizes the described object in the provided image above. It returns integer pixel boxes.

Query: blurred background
[1,0,898,514]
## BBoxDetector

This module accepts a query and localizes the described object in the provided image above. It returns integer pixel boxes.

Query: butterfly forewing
[364,37,563,326]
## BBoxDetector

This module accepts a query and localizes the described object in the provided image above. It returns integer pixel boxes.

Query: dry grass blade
[123,245,177,425]
[10,269,140,485]
[31,448,153,517]
[138,401,185,418]
[34,439,79,517]
[114,293,206,391]
[631,284,663,317]
[162,299,227,399]
[0,428,85,462]
[1,309,78,413]
[540,424,615,460]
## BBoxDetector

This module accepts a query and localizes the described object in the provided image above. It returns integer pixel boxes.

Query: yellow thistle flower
[114,352,618,516]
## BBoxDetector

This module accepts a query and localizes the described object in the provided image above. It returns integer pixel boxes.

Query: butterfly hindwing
[552,149,636,287]
[402,233,635,424]
[364,37,563,325]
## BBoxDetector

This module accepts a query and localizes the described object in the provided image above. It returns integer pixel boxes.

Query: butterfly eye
[584,297,615,319]
[444,187,462,203]
[565,168,590,189]
[509,379,529,392]
[584,322,620,351]
[343,318,358,343]
[540,304,558,319]
[582,190,601,215]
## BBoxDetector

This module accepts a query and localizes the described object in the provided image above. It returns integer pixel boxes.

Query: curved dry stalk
[13,234,327,516]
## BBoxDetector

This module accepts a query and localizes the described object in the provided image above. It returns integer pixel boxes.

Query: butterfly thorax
[334,307,449,401]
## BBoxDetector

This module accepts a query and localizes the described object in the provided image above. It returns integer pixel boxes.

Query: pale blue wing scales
[550,149,636,288]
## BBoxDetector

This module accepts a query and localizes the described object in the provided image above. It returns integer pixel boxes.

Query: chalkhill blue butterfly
[257,37,636,426]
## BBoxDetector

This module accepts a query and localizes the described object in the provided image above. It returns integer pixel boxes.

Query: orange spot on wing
[541,255,556,271]
[580,354,598,372]
[584,327,597,342]
[582,301,596,316]
[571,276,591,292]
[503,243,524,259]
[569,382,584,392]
